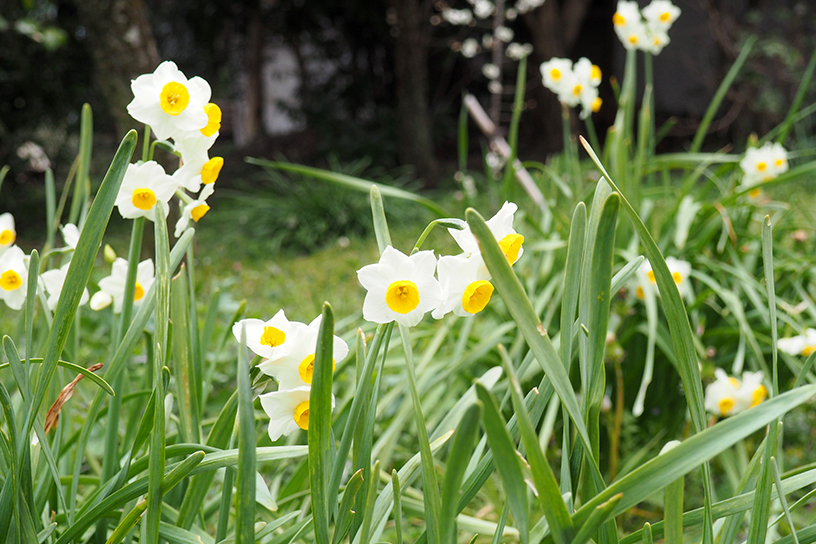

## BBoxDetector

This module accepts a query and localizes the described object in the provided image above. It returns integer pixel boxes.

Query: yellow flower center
[462,280,494,314]
[750,385,767,408]
[294,401,310,430]
[572,84,583,97]
[659,11,671,22]
[802,345,816,357]
[653,37,662,46]
[718,397,735,416]
[499,233,524,264]
[613,12,625,26]
[756,161,767,172]
[635,285,645,300]
[260,326,286,347]
[550,68,561,81]
[748,188,762,199]
[160,81,190,116]
[591,97,603,112]
[200,103,222,136]
[646,270,656,284]
[628,35,639,45]
[775,158,785,167]
[591,65,602,81]
[728,377,741,388]
[0,229,15,246]
[385,280,420,314]
[131,188,157,211]
[134,282,145,301]
[201,157,224,185]
[298,353,336,384]
[672,271,683,285]
[191,204,210,222]
[0,270,22,291]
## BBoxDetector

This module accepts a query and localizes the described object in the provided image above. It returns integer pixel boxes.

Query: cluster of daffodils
[778,328,816,358]
[0,214,91,312]
[431,1,534,94]
[613,0,681,55]
[357,202,523,327]
[122,60,224,237]
[704,369,767,417]
[632,256,692,300]
[739,142,789,197]
[540,57,603,119]
[233,311,349,441]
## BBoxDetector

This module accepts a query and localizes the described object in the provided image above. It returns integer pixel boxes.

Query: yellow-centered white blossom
[448,201,524,267]
[778,328,816,357]
[357,245,442,328]
[705,369,767,417]
[257,315,349,390]
[93,258,154,313]
[260,386,335,442]
[0,213,16,254]
[0,245,28,310]
[432,253,495,319]
[115,162,178,221]
[739,142,789,190]
[39,263,89,311]
[127,61,212,141]
[233,310,297,363]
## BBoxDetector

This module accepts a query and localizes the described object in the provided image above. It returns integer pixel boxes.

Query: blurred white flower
[642,0,681,30]
[16,141,51,172]
[473,0,495,19]
[505,43,533,60]
[505,7,518,20]
[60,223,80,249]
[357,245,442,328]
[0,213,16,254]
[540,57,574,97]
[0,245,28,310]
[442,8,473,25]
[705,369,766,417]
[488,81,503,94]
[495,26,514,43]
[778,328,816,357]
[39,262,89,311]
[482,63,500,80]
[637,256,691,299]
[115,161,178,221]
[515,0,545,14]
[127,61,212,141]
[739,142,788,189]
[94,258,154,314]
[461,38,480,58]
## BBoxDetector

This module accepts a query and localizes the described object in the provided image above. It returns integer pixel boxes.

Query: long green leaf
[310,303,335,544]
[440,402,482,544]
[236,322,255,544]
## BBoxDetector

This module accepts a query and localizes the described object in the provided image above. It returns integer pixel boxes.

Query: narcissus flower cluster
[357,202,524,327]
[540,57,602,118]
[233,311,348,442]
[120,60,224,236]
[704,369,767,417]
[633,256,692,300]
[778,328,816,357]
[613,0,681,55]
[739,142,789,197]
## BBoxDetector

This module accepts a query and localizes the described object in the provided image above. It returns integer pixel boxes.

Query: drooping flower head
[260,386,336,442]
[357,246,443,328]
[0,245,28,310]
[233,310,298,362]
[258,315,349,391]
[115,161,178,221]
[449,201,524,266]
[39,263,89,311]
[172,131,223,193]
[0,213,16,254]
[432,253,495,319]
[174,199,212,238]
[92,258,154,313]
[127,61,212,141]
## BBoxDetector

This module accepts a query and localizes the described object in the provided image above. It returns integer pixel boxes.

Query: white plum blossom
[0,245,28,310]
[127,61,212,141]
[495,26,514,43]
[115,161,178,221]
[357,246,443,328]
[482,63,500,80]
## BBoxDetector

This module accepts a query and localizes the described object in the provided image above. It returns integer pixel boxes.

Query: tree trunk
[71,0,160,136]
[385,0,438,185]
[239,1,265,147]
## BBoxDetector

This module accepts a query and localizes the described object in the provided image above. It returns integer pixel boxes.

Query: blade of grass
[772,456,799,544]
[571,494,622,544]
[440,402,482,544]
[333,469,364,544]
[357,460,380,544]
[392,470,404,544]
[772,49,816,145]
[236,322,255,544]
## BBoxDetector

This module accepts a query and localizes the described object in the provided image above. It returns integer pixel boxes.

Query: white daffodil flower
[171,131,222,193]
[646,28,671,55]
[778,328,816,357]
[260,386,336,442]
[174,199,211,238]
[259,315,349,390]
[449,201,524,265]
[0,213,16,254]
[638,257,691,298]
[642,0,681,30]
[0,245,28,310]
[357,245,443,328]
[60,223,80,249]
[573,58,603,118]
[39,263,89,311]
[115,161,178,221]
[233,310,298,362]
[432,254,494,319]
[540,58,574,98]
[616,18,650,51]
[740,143,779,188]
[613,0,641,29]
[94,258,154,314]
[705,369,767,417]
[127,61,212,141]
